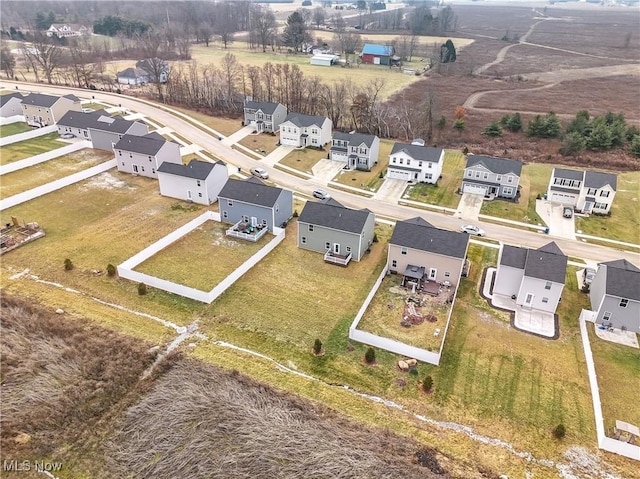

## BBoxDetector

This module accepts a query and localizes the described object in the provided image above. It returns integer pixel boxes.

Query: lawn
[403,150,466,208]
[0,122,31,138]
[238,132,280,156]
[480,163,552,226]
[169,105,243,136]
[0,133,67,165]
[81,102,111,111]
[588,325,640,433]
[575,171,640,245]
[332,139,393,191]
[0,149,113,198]
[279,147,328,174]
[134,221,269,291]
[356,274,449,352]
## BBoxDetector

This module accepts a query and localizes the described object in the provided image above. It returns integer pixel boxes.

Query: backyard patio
[226,219,269,242]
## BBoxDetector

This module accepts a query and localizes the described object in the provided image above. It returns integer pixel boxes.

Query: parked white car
[460,224,485,237]
[250,167,269,179]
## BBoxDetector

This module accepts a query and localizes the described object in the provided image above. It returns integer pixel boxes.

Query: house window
[276,205,279,212]
[401,247,407,255]
[603,311,612,321]
[619,299,629,308]
[542,297,549,303]
[428,162,432,169]
[262,219,267,226]
[198,192,202,197]
[599,190,610,197]
[466,170,472,178]
[483,172,488,179]
[312,138,318,145]
[407,159,411,166]
[346,246,352,253]
[475,172,481,178]
[197,180,201,187]
[391,259,397,268]
[496,175,502,181]
[227,200,233,207]
[525,293,533,304]
[399,158,403,164]
[148,156,152,161]
[242,215,249,222]
[129,153,132,158]
[425,174,433,180]
[312,128,318,134]
[121,162,125,166]
[507,176,513,183]
[223,211,228,219]
[118,151,122,156]
[141,166,145,172]
[594,202,608,209]
[503,187,513,196]
[152,168,155,174]
[444,271,451,278]
[587,188,597,195]
[545,281,552,290]
[301,236,307,244]
[308,225,314,232]
[325,242,330,250]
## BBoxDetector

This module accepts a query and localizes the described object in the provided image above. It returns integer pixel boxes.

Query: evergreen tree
[542,112,561,138]
[364,347,376,364]
[559,132,586,156]
[282,11,311,52]
[440,39,456,63]
[526,115,544,137]
[629,135,640,158]
[586,118,613,150]
[506,112,522,132]
[625,125,640,142]
[453,119,465,131]
[565,110,590,136]
[483,121,502,137]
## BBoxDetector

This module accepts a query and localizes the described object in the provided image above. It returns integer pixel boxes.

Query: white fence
[0,140,91,175]
[0,115,25,125]
[117,211,286,304]
[0,124,57,146]
[0,160,116,211]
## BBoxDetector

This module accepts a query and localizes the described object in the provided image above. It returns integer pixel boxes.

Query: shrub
[462,146,469,155]
[137,282,147,296]
[379,171,384,179]
[437,116,446,129]
[422,376,433,392]
[453,119,465,132]
[483,121,503,137]
[364,347,376,364]
[372,233,379,243]
[506,112,522,132]
[106,263,116,277]
[64,258,73,271]
[293,209,299,218]
[553,424,566,439]
[312,339,323,355]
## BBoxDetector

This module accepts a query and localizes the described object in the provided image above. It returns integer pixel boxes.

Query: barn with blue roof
[361,43,397,65]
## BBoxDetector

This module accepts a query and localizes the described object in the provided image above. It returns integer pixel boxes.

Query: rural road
[3,80,639,268]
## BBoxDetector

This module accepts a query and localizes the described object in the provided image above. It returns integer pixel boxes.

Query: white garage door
[549,192,577,205]
[463,184,487,195]
[387,169,411,181]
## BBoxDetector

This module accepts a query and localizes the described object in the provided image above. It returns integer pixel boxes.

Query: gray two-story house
[297,199,375,265]
[547,168,617,214]
[57,110,149,150]
[0,92,24,118]
[243,101,287,134]
[113,132,181,179]
[218,177,293,232]
[21,93,81,127]
[589,259,640,333]
[462,155,522,199]
[329,131,380,171]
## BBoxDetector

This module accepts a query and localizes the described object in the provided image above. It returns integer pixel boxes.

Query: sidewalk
[262,145,294,167]
[220,125,253,146]
[0,139,91,175]
[0,124,57,147]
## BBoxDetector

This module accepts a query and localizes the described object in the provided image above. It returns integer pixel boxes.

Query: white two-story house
[113,132,181,179]
[329,131,380,171]
[547,168,617,214]
[387,143,444,184]
[157,159,228,205]
[279,113,332,148]
[589,259,640,333]
[462,155,522,199]
[243,101,287,133]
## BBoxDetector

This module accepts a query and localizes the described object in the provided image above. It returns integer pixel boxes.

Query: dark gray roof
[21,93,60,107]
[218,177,284,207]
[332,131,377,148]
[144,131,166,141]
[113,133,167,155]
[466,155,522,176]
[390,217,468,259]
[298,201,372,234]
[523,242,567,284]
[283,112,328,128]
[157,159,223,180]
[391,143,443,163]
[553,168,583,181]
[117,67,148,79]
[58,110,138,134]
[500,245,527,269]
[0,92,23,106]
[62,94,80,102]
[245,101,282,115]
[600,259,640,301]
[584,171,617,191]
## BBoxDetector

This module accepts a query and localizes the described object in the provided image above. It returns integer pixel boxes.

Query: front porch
[226,220,269,242]
[324,250,352,266]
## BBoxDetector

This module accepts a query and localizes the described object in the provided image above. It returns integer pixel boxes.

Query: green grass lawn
[169,105,242,136]
[0,149,112,197]
[403,150,466,208]
[238,132,280,156]
[279,147,328,174]
[0,122,31,138]
[575,171,640,244]
[0,133,67,165]
[81,102,111,111]
[332,139,394,191]
[135,221,268,291]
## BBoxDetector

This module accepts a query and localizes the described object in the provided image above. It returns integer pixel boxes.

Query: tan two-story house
[21,93,82,127]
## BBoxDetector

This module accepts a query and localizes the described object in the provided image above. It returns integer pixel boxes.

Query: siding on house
[157,159,228,205]
[114,133,181,178]
[387,143,444,184]
[243,101,287,133]
[547,168,617,214]
[0,93,24,117]
[462,155,522,199]
[279,113,332,148]
[21,93,81,127]
[329,132,380,170]
[589,259,640,332]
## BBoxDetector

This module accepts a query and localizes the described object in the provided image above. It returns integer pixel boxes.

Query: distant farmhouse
[46,23,89,38]
[360,44,399,66]
[158,159,228,206]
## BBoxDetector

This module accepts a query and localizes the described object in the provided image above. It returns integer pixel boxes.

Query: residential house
[387,143,444,183]
[361,43,397,65]
[387,217,469,289]
[116,67,151,86]
[157,159,228,206]
[297,199,375,265]
[547,168,617,214]
[0,92,24,118]
[279,113,332,148]
[20,93,82,127]
[493,242,568,314]
[136,58,170,83]
[589,259,640,333]
[218,177,293,232]
[462,155,522,199]
[57,110,148,150]
[243,101,287,134]
[113,132,181,179]
[46,23,88,38]
[330,131,380,171]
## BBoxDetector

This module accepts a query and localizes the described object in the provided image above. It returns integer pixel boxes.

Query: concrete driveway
[455,193,483,220]
[535,199,576,240]
[373,178,408,203]
[261,145,294,167]
[220,125,253,146]
[312,159,346,185]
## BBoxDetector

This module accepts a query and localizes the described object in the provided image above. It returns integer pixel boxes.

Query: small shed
[310,54,339,67]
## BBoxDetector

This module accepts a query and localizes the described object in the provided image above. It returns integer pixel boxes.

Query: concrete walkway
[373,178,407,203]
[0,124,57,147]
[0,140,91,175]
[536,199,576,240]
[261,145,294,167]
[180,144,203,157]
[455,193,483,221]
[220,125,253,146]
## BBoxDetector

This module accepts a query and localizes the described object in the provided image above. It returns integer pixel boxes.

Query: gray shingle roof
[390,217,468,259]
[58,110,138,134]
[157,159,223,180]
[245,101,281,115]
[390,143,443,163]
[283,112,328,128]
[117,67,149,79]
[584,171,617,191]
[332,131,377,148]
[500,245,527,269]
[553,168,584,181]
[298,200,372,234]
[114,133,167,155]
[21,93,60,107]
[218,177,284,207]
[0,92,23,106]
[466,155,522,176]
[600,259,640,301]
[523,242,567,284]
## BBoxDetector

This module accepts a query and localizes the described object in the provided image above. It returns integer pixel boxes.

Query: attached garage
[548,192,578,205]
[387,168,412,181]
[462,183,487,195]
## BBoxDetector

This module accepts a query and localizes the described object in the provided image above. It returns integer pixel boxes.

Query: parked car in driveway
[250,167,269,179]
[312,189,330,200]
[563,207,573,218]
[583,267,596,286]
[460,224,485,237]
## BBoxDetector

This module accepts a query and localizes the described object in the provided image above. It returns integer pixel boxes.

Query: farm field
[0,122,31,137]
[403,151,466,209]
[332,139,394,191]
[0,133,67,165]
